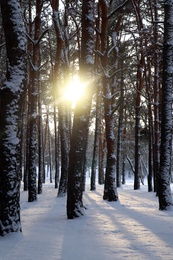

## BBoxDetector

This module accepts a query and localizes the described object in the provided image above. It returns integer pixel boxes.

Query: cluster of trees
[0,0,173,236]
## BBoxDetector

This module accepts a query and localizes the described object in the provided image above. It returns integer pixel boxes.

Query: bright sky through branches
[64,77,86,104]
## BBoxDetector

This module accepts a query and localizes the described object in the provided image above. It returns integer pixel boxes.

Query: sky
[1,176,173,260]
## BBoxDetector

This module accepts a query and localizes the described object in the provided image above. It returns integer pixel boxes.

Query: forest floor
[1,177,173,260]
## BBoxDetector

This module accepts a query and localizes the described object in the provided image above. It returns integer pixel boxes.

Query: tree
[99,0,119,201]
[90,94,99,191]
[152,0,162,193]
[116,59,124,187]
[51,0,70,196]
[157,0,173,210]
[0,0,26,236]
[27,0,43,202]
[67,0,95,218]
[131,0,145,190]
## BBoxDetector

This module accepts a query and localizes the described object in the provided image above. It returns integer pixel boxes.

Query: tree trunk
[99,0,118,201]
[134,84,141,190]
[58,104,69,196]
[90,96,99,191]
[0,0,26,236]
[51,0,70,195]
[153,0,161,193]
[132,0,144,190]
[54,104,60,189]
[67,0,95,218]
[37,86,44,194]
[98,131,105,185]
[157,0,173,210]
[28,0,42,202]
[116,61,124,187]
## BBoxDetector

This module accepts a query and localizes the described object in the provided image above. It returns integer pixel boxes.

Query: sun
[64,77,85,103]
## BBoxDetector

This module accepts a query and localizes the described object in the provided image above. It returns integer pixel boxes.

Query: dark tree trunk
[90,4,101,190]
[153,0,161,193]
[23,116,29,191]
[0,0,26,236]
[116,63,124,187]
[134,87,141,190]
[18,100,26,181]
[90,92,100,191]
[132,0,145,190]
[116,116,123,187]
[58,104,69,196]
[122,153,126,185]
[143,33,153,192]
[54,105,60,189]
[157,0,173,210]
[67,0,95,218]
[103,110,118,201]
[99,0,118,201]
[37,89,44,194]
[98,132,105,185]
[28,0,42,202]
[48,119,53,183]
[51,0,69,195]
[51,0,62,190]
[147,83,154,192]
[23,0,32,192]
[82,141,88,192]
[148,95,154,192]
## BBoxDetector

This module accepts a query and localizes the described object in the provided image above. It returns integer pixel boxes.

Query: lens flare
[64,78,85,103]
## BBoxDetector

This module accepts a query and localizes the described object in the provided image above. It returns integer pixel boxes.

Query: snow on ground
[1,178,173,260]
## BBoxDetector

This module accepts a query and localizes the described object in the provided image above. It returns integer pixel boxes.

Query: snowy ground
[1,178,173,260]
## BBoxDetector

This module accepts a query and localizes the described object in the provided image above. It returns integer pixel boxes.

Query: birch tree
[0,0,26,236]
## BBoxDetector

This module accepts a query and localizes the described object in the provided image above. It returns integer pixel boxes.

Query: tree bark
[153,0,161,193]
[99,0,118,201]
[132,0,144,190]
[157,0,173,210]
[28,0,42,202]
[67,0,95,218]
[0,0,26,236]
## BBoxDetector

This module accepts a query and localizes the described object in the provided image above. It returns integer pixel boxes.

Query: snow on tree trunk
[134,88,141,190]
[53,105,60,189]
[98,132,105,185]
[51,0,70,196]
[90,96,99,191]
[132,0,145,190]
[0,0,26,236]
[99,0,118,201]
[157,0,173,210]
[28,0,42,202]
[153,0,161,193]
[116,62,124,188]
[67,0,95,218]
[58,103,69,197]
[103,109,118,201]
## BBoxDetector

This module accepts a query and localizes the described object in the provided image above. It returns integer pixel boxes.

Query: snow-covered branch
[108,0,130,19]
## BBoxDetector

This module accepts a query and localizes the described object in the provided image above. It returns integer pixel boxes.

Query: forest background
[0,0,173,236]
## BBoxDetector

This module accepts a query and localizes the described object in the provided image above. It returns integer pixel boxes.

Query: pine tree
[0,0,26,236]
[157,0,173,210]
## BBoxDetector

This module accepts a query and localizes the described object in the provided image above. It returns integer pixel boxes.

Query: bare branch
[26,28,49,46]
[126,156,135,174]
[108,0,130,19]
[25,33,35,45]
[37,29,49,45]
[0,42,5,48]
[94,50,104,58]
